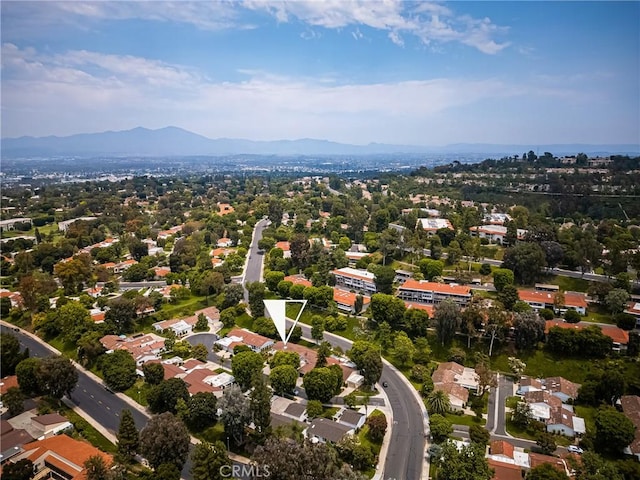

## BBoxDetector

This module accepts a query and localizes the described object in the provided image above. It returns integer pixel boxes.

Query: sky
[1,1,639,146]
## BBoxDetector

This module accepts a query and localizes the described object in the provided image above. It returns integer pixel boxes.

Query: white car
[567,445,583,454]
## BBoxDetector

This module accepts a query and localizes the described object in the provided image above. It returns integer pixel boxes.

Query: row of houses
[516,376,586,437]
[431,362,479,410]
[487,439,573,480]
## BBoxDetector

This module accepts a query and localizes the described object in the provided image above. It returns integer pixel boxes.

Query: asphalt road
[243,217,426,479]
[243,218,269,302]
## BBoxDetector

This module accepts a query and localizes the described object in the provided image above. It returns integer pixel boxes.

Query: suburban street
[243,220,427,480]
[242,217,270,302]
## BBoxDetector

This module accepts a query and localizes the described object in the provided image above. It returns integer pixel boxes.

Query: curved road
[243,221,427,480]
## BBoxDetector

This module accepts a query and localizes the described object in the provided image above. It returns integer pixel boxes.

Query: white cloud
[243,0,509,53]
[1,44,598,143]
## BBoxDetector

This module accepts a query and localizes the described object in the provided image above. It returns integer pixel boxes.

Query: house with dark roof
[0,420,34,464]
[282,402,308,423]
[336,409,366,430]
[305,418,353,444]
[620,395,640,460]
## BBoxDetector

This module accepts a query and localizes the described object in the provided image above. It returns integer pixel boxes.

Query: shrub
[539,308,555,320]
[564,309,581,323]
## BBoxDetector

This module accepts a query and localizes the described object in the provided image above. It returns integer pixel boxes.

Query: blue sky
[1,1,638,145]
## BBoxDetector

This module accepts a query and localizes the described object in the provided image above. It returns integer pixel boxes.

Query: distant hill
[2,126,638,157]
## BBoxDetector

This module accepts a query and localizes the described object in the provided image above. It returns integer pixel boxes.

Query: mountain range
[2,126,638,157]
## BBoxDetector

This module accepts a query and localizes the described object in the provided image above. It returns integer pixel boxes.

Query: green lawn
[321,406,339,419]
[159,295,209,318]
[445,412,485,427]
[505,396,520,409]
[545,275,590,293]
[123,379,152,407]
[491,350,593,384]
[357,414,384,480]
[63,406,118,454]
[48,336,79,359]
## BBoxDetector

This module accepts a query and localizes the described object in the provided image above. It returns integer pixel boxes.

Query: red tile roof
[545,320,629,345]
[490,440,514,458]
[0,375,19,395]
[399,279,471,296]
[284,275,312,287]
[488,459,523,480]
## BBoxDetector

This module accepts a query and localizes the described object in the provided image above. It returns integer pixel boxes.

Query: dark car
[382,381,389,388]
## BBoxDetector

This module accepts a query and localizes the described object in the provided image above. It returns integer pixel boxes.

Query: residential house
[469,225,527,244]
[516,377,543,395]
[345,251,368,265]
[0,420,34,464]
[523,391,563,422]
[547,408,586,437]
[157,225,183,239]
[57,217,95,232]
[270,342,356,380]
[545,320,629,352]
[0,375,19,397]
[0,290,23,309]
[305,418,353,444]
[333,288,370,313]
[31,413,73,438]
[216,328,274,353]
[100,333,165,366]
[488,440,530,469]
[153,316,197,336]
[217,203,235,216]
[0,218,32,232]
[518,290,588,315]
[153,267,171,279]
[543,377,580,403]
[624,302,640,329]
[282,403,308,423]
[346,372,364,389]
[336,409,366,430]
[403,302,435,318]
[397,280,472,307]
[431,362,478,410]
[417,218,453,235]
[7,434,113,479]
[217,237,233,247]
[620,395,640,460]
[331,268,376,294]
[284,275,312,288]
[483,213,512,225]
[275,241,291,258]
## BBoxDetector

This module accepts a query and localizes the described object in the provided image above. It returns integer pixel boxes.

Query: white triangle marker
[263,299,307,346]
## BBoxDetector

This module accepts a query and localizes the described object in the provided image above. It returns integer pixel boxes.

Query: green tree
[393,331,415,366]
[419,258,444,281]
[16,357,41,396]
[219,307,237,329]
[250,375,272,442]
[434,299,461,346]
[1,333,27,376]
[306,399,323,419]
[426,389,450,415]
[513,312,546,350]
[195,313,209,332]
[315,341,331,368]
[526,463,567,480]
[142,362,165,385]
[595,406,636,454]
[468,424,490,446]
[147,378,190,414]
[365,411,387,442]
[497,284,519,311]
[492,268,514,293]
[1,459,34,480]
[512,401,532,428]
[373,265,396,294]
[572,451,624,480]
[270,365,298,396]
[84,455,111,480]
[303,367,339,403]
[190,441,231,480]
[100,350,137,392]
[271,351,301,369]
[139,412,190,471]
[4,387,25,416]
[436,441,493,480]
[218,385,251,446]
[187,392,218,429]
[77,331,106,367]
[38,355,78,399]
[310,315,325,343]
[429,413,453,443]
[265,271,285,292]
[247,281,266,317]
[502,243,546,285]
[447,240,462,265]
[191,343,209,362]
[605,288,630,314]
[105,297,137,334]
[370,293,406,329]
[116,409,139,463]
[535,431,557,455]
[231,350,264,390]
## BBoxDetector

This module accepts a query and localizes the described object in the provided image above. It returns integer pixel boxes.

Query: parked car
[567,445,583,454]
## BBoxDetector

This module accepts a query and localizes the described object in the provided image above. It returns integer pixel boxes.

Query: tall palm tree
[426,389,451,415]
